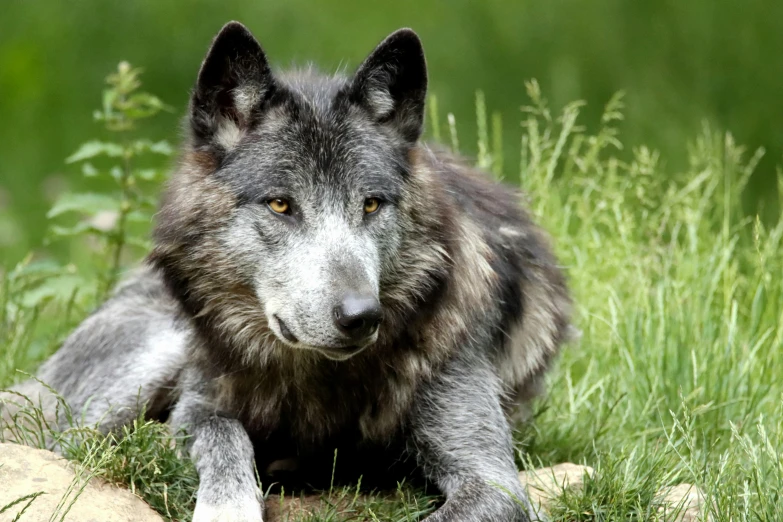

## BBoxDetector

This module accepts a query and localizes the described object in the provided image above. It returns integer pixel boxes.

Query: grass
[2,67,783,521]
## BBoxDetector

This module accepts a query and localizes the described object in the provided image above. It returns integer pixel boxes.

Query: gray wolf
[2,22,573,522]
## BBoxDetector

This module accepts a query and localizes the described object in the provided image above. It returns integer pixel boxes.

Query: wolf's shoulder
[104,264,183,318]
[416,145,548,255]
[412,144,572,396]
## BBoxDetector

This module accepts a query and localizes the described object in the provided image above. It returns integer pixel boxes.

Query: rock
[0,443,163,522]
[518,462,595,512]
[656,483,712,522]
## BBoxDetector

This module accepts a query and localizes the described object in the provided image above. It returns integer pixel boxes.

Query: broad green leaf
[135,168,163,181]
[47,193,119,218]
[102,89,117,117]
[48,222,105,238]
[81,162,99,177]
[137,196,160,210]
[132,139,173,156]
[126,210,153,223]
[8,259,66,283]
[65,141,124,163]
[126,236,153,251]
[129,92,167,109]
[149,140,173,155]
[20,274,89,308]
[109,166,123,182]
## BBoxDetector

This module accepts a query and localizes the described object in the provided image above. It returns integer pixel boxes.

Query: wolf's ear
[349,28,427,144]
[189,21,273,152]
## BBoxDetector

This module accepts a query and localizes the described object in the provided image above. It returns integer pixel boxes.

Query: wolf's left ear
[190,21,273,152]
[349,29,427,144]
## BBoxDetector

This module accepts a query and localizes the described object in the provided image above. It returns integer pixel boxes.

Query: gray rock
[518,462,595,513]
[0,443,163,522]
[656,483,713,522]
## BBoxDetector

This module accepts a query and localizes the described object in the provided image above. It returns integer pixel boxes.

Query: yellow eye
[268,199,290,214]
[364,198,381,214]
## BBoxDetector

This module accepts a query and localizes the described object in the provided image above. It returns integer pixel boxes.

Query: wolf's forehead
[251,115,396,173]
[220,101,407,202]
[276,68,349,113]
[254,92,404,170]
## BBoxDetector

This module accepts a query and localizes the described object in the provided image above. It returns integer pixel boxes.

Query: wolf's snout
[333,292,382,343]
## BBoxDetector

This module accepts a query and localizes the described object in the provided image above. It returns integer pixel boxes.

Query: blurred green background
[1,0,781,266]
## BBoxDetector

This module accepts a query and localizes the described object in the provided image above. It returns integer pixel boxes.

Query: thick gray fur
[2,21,573,522]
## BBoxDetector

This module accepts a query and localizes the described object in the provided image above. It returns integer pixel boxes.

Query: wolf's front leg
[409,354,540,522]
[171,372,263,522]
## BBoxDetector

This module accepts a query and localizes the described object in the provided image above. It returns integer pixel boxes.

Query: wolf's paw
[191,500,264,522]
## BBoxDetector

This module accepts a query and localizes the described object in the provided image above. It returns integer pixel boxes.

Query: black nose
[333,293,382,342]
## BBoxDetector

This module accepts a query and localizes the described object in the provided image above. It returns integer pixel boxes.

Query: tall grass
[481,80,782,521]
[2,68,782,520]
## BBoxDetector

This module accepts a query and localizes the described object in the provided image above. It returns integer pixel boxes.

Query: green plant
[1,62,173,388]
[47,61,172,301]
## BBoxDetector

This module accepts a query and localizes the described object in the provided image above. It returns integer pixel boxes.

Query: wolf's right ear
[189,21,273,153]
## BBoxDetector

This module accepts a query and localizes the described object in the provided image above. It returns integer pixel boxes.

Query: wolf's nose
[333,293,382,342]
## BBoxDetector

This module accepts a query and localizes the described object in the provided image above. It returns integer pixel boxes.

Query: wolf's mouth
[274,315,299,343]
[271,315,372,361]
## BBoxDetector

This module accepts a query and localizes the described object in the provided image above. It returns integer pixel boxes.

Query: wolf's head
[153,22,439,362]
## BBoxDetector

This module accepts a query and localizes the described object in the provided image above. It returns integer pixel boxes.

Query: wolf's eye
[268,199,290,214]
[363,198,381,214]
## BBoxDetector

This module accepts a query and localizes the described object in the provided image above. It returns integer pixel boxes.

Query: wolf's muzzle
[333,292,382,344]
